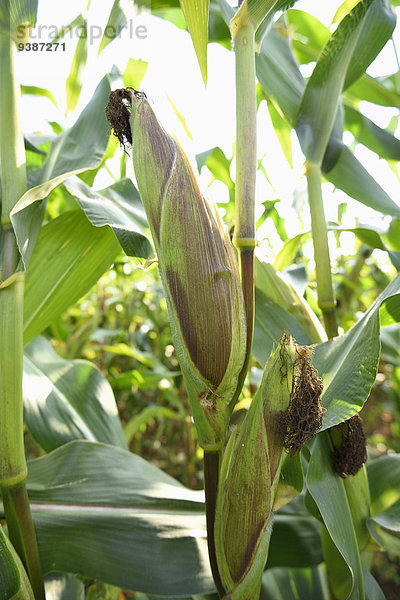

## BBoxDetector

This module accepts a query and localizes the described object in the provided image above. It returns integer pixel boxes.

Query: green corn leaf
[296,0,395,165]
[23,336,127,452]
[98,0,129,54]
[363,571,386,600]
[367,499,400,556]
[21,85,57,107]
[11,73,114,270]
[256,23,305,125]
[324,146,400,218]
[66,20,88,113]
[0,525,34,599]
[261,566,330,600]
[266,495,323,569]
[346,73,400,108]
[344,103,400,160]
[179,0,209,84]
[307,432,364,600]
[23,210,120,344]
[14,440,215,596]
[313,272,400,431]
[366,453,400,515]
[64,176,152,259]
[122,58,148,89]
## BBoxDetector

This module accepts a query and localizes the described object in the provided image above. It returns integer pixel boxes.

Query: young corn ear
[105,89,246,451]
[215,333,323,599]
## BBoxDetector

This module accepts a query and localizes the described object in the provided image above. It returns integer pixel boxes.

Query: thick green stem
[231,22,257,408]
[0,30,45,599]
[204,450,225,598]
[2,483,45,600]
[305,161,339,339]
[0,34,26,220]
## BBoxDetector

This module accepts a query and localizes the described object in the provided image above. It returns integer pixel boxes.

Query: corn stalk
[0,25,45,600]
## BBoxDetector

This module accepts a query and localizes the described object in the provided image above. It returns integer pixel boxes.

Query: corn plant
[1,0,400,599]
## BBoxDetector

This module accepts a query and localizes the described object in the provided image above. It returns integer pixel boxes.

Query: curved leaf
[64,176,152,259]
[324,145,400,217]
[11,74,115,269]
[366,454,400,514]
[66,21,88,113]
[0,525,34,600]
[179,0,209,84]
[313,273,400,430]
[344,104,400,160]
[267,496,323,569]
[23,441,214,596]
[21,85,57,107]
[261,565,330,600]
[99,0,130,54]
[23,336,127,452]
[367,499,400,555]
[23,210,120,345]
[296,0,395,164]
[307,432,364,600]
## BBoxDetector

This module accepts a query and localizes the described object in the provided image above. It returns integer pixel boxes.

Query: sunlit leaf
[313,273,400,430]
[66,21,88,113]
[296,0,395,164]
[21,85,57,107]
[98,0,129,54]
[64,176,152,259]
[179,0,209,84]
[23,336,127,452]
[23,210,120,344]
[11,74,115,269]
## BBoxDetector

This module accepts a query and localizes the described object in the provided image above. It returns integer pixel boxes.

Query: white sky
[15,0,400,264]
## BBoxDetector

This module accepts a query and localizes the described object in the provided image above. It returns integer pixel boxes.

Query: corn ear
[106,89,247,451]
[215,333,323,597]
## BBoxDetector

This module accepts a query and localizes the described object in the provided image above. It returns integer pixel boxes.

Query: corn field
[1,0,400,599]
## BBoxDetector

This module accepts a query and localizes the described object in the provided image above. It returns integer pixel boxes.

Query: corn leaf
[344,104,400,160]
[21,85,57,107]
[179,0,209,84]
[368,499,400,556]
[261,566,330,600]
[296,0,394,165]
[313,272,400,431]
[325,146,400,218]
[0,525,34,599]
[363,571,387,600]
[266,496,323,569]
[66,21,88,113]
[64,176,152,259]
[256,23,304,124]
[11,73,114,270]
[98,0,130,54]
[18,440,215,596]
[23,336,127,452]
[346,73,400,108]
[307,432,364,600]
[366,454,400,515]
[23,210,120,344]
[122,58,148,89]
